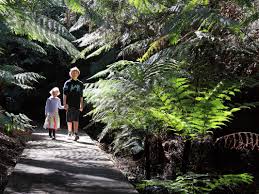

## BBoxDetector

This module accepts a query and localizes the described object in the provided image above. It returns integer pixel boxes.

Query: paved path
[4,129,138,194]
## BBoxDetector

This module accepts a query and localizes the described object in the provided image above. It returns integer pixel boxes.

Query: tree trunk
[144,134,151,180]
[181,139,191,174]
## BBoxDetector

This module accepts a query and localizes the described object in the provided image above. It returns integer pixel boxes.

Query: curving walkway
[4,129,138,194]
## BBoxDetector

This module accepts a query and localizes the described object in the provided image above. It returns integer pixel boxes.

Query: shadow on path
[4,128,138,194]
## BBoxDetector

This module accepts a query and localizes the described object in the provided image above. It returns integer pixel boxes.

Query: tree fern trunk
[181,139,191,174]
[144,133,151,180]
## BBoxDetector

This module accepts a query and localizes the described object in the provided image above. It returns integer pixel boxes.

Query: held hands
[64,104,83,111]
[64,104,68,110]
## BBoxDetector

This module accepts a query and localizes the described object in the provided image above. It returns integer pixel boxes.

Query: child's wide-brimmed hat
[49,87,60,96]
[69,67,80,77]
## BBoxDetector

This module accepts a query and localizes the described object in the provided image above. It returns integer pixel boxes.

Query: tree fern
[85,59,246,139]
[12,0,257,65]
[70,0,163,62]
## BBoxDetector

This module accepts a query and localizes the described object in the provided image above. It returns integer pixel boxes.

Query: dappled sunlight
[4,130,138,194]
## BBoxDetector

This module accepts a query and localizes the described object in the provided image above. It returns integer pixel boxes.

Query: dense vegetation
[1,0,259,193]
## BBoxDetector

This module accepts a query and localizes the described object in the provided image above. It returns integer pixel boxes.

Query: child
[43,87,64,140]
[63,67,84,141]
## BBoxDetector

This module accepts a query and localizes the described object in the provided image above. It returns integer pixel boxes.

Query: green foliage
[0,0,80,58]
[71,0,163,61]
[64,0,85,14]
[0,64,45,90]
[4,37,47,55]
[14,72,45,89]
[68,0,259,88]
[1,111,33,134]
[85,60,243,139]
[111,126,144,156]
[151,80,242,137]
[137,172,254,194]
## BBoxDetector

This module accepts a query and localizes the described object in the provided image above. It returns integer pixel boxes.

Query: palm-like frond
[0,65,24,74]
[85,44,112,60]
[69,15,88,32]
[6,37,47,55]
[4,11,79,57]
[75,27,107,47]
[4,111,34,132]
[14,72,45,86]
[0,2,80,58]
[14,0,255,64]
[36,14,76,41]
[71,0,163,62]
[0,65,45,90]
[118,38,152,59]
[85,58,246,139]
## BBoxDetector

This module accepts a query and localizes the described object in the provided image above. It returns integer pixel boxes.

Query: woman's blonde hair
[49,87,60,96]
[69,67,80,77]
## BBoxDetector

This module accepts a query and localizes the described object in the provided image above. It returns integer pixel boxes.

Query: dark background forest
[1,0,259,193]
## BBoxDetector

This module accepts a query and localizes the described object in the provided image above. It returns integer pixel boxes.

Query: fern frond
[139,35,169,62]
[118,38,152,59]
[0,65,23,73]
[75,27,106,47]
[3,7,80,57]
[9,37,47,55]
[4,111,34,131]
[85,44,112,59]
[69,15,88,32]
[87,60,137,80]
[36,14,76,41]
[14,72,45,86]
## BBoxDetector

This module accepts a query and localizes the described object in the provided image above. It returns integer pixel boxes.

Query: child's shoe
[74,135,79,141]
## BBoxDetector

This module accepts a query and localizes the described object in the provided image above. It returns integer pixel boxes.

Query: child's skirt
[43,112,60,130]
